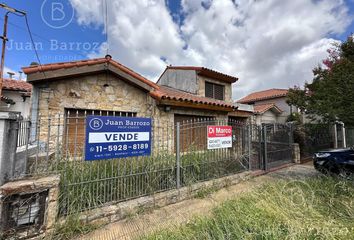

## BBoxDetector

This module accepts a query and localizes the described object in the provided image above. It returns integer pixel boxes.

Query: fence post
[176,122,181,189]
[262,124,268,171]
[0,112,20,185]
[248,125,251,170]
[334,124,338,148]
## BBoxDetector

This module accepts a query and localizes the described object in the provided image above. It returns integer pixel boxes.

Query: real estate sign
[85,116,151,161]
[207,125,232,150]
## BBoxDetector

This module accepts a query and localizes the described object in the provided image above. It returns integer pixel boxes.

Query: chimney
[18,71,23,81]
[7,72,15,79]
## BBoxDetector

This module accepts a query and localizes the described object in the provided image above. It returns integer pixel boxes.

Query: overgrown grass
[50,215,98,240]
[143,176,354,240]
[56,150,247,215]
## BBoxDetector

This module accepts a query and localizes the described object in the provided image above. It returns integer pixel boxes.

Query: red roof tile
[150,86,236,109]
[238,89,288,104]
[166,66,238,83]
[2,78,32,92]
[22,57,236,110]
[253,103,282,114]
[22,57,159,89]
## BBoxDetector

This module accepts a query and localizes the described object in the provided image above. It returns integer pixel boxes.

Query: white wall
[255,110,278,125]
[254,97,298,123]
[0,91,31,118]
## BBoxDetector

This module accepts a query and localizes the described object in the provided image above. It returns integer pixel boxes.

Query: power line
[23,14,46,78]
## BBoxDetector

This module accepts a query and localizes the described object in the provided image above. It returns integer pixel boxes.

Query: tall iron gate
[9,114,295,218]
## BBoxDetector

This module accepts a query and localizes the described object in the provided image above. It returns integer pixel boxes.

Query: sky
[1,0,354,99]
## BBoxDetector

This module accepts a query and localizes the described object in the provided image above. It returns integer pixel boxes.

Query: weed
[195,185,218,199]
[143,176,354,240]
[50,215,97,240]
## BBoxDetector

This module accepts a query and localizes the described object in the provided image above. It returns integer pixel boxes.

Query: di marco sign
[207,126,233,150]
[85,116,152,161]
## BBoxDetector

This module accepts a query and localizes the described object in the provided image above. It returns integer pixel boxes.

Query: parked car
[313,148,354,176]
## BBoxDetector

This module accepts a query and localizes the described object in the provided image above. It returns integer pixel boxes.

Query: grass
[195,185,218,199]
[50,215,98,240]
[142,176,354,240]
[55,150,247,215]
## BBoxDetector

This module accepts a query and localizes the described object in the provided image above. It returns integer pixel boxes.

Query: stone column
[292,143,301,164]
[0,111,20,185]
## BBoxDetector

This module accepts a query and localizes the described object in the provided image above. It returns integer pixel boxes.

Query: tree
[287,36,354,126]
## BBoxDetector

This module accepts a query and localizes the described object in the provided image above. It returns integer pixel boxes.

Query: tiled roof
[253,103,282,114]
[238,89,288,103]
[150,86,236,109]
[166,66,238,83]
[2,79,32,92]
[1,95,15,104]
[22,57,237,110]
[22,57,158,89]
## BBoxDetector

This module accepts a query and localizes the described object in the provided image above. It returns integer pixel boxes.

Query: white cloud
[69,0,352,99]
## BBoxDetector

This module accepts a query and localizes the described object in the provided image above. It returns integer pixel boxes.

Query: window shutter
[214,84,224,100]
[205,82,214,98]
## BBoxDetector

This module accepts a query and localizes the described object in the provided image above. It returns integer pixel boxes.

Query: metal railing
[17,118,31,147]
[11,113,297,217]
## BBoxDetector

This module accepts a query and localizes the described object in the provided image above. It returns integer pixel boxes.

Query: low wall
[74,171,252,226]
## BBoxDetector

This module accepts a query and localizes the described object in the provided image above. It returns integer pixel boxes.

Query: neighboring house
[238,88,297,124]
[0,78,32,117]
[22,55,251,151]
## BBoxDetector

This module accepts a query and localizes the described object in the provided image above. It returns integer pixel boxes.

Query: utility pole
[0,3,26,97]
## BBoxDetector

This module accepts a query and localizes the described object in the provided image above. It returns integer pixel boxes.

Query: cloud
[69,0,352,99]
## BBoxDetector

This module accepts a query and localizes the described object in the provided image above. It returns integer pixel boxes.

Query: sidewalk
[77,164,317,240]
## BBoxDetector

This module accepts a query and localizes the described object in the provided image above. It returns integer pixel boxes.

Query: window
[205,82,224,100]
[64,108,137,156]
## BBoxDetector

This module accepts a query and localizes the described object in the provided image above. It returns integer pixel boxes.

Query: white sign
[207,126,233,150]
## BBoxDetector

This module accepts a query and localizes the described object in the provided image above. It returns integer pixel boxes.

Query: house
[237,88,298,124]
[156,66,253,123]
[0,78,32,117]
[22,55,251,152]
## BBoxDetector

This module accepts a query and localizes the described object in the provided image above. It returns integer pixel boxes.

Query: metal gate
[261,123,293,170]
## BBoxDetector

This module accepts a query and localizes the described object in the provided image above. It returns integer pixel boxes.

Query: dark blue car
[313,148,354,177]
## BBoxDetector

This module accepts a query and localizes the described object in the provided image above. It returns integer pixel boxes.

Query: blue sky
[1,0,353,98]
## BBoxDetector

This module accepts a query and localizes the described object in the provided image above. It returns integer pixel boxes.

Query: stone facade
[31,72,234,156]
[35,73,155,119]
[197,75,233,103]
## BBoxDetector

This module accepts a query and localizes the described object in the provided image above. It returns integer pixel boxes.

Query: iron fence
[294,123,334,159]
[16,119,31,148]
[9,113,297,219]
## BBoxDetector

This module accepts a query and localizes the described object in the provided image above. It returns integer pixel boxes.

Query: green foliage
[286,112,301,123]
[51,215,97,240]
[287,36,354,126]
[57,150,246,216]
[143,176,354,240]
[195,185,218,199]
